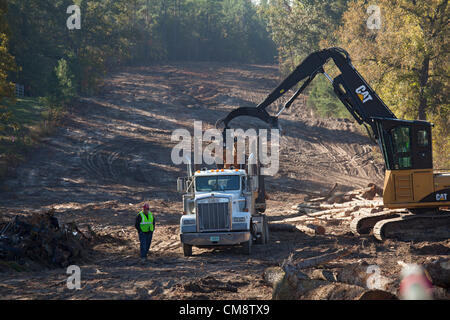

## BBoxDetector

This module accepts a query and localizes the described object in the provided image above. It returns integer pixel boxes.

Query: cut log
[263,266,285,288]
[296,200,383,212]
[273,277,396,300]
[272,275,313,300]
[433,286,450,300]
[344,206,361,214]
[269,223,325,235]
[298,207,321,214]
[308,197,327,202]
[361,185,377,200]
[336,262,394,291]
[282,249,351,273]
[304,208,346,217]
[305,269,338,282]
[295,224,326,235]
[367,183,383,196]
[268,223,297,232]
[297,203,321,210]
[358,290,397,300]
[315,200,383,210]
[284,215,313,222]
[424,258,450,289]
[323,183,338,199]
[300,282,365,300]
[326,192,346,204]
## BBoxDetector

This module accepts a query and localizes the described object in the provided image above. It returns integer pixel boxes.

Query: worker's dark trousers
[138,231,153,258]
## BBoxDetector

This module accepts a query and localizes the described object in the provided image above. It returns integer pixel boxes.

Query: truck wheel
[256,216,269,244]
[255,234,263,244]
[183,243,192,257]
[254,218,265,245]
[242,238,252,255]
[255,222,264,245]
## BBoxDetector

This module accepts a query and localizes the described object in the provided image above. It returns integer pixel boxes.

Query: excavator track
[373,210,450,241]
[350,211,403,236]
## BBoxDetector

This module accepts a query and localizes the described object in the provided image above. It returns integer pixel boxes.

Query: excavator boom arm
[217,47,396,137]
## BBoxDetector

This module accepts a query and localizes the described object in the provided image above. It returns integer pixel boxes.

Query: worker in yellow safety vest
[135,203,155,264]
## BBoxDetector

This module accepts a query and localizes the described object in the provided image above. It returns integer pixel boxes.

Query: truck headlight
[233,217,246,223]
[183,219,196,225]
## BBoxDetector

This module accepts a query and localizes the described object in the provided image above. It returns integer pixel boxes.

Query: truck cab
[178,164,269,256]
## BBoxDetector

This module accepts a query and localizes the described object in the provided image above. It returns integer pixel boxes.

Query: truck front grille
[197,201,230,232]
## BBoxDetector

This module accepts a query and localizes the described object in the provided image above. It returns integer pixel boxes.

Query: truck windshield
[195,175,240,192]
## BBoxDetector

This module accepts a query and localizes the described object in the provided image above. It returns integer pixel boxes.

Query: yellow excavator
[216,47,450,241]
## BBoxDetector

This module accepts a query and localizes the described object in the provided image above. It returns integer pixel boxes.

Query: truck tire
[256,216,269,245]
[242,238,252,255]
[255,220,264,245]
[183,243,192,257]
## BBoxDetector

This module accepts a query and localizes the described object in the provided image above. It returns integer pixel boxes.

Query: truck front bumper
[180,231,250,246]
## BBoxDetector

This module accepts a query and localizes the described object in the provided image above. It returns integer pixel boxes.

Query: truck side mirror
[183,195,195,214]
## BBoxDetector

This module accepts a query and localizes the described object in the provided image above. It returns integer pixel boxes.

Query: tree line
[0,0,276,147]
[3,0,276,98]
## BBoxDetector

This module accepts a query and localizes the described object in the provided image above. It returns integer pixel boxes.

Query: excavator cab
[375,118,433,171]
[374,119,438,209]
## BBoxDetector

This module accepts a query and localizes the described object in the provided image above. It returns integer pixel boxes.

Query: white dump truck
[177,155,269,256]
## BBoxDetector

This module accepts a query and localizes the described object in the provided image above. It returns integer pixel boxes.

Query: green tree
[307,76,348,118]
[46,58,76,108]
[6,0,71,96]
[220,0,275,62]
[261,0,348,73]
[0,0,17,136]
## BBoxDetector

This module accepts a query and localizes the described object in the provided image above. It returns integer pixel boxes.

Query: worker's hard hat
[143,203,150,209]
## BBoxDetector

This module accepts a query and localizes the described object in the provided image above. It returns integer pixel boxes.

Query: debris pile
[0,209,121,270]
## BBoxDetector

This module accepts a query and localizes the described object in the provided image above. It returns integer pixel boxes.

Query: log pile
[303,182,383,204]
[264,249,398,300]
[265,183,389,299]
[264,182,450,300]
[265,253,449,300]
[0,209,122,269]
[269,183,385,236]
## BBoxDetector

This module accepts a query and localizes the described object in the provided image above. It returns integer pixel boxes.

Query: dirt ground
[0,63,447,299]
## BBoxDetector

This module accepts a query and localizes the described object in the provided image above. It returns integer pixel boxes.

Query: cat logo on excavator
[355,85,373,103]
[436,193,448,201]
